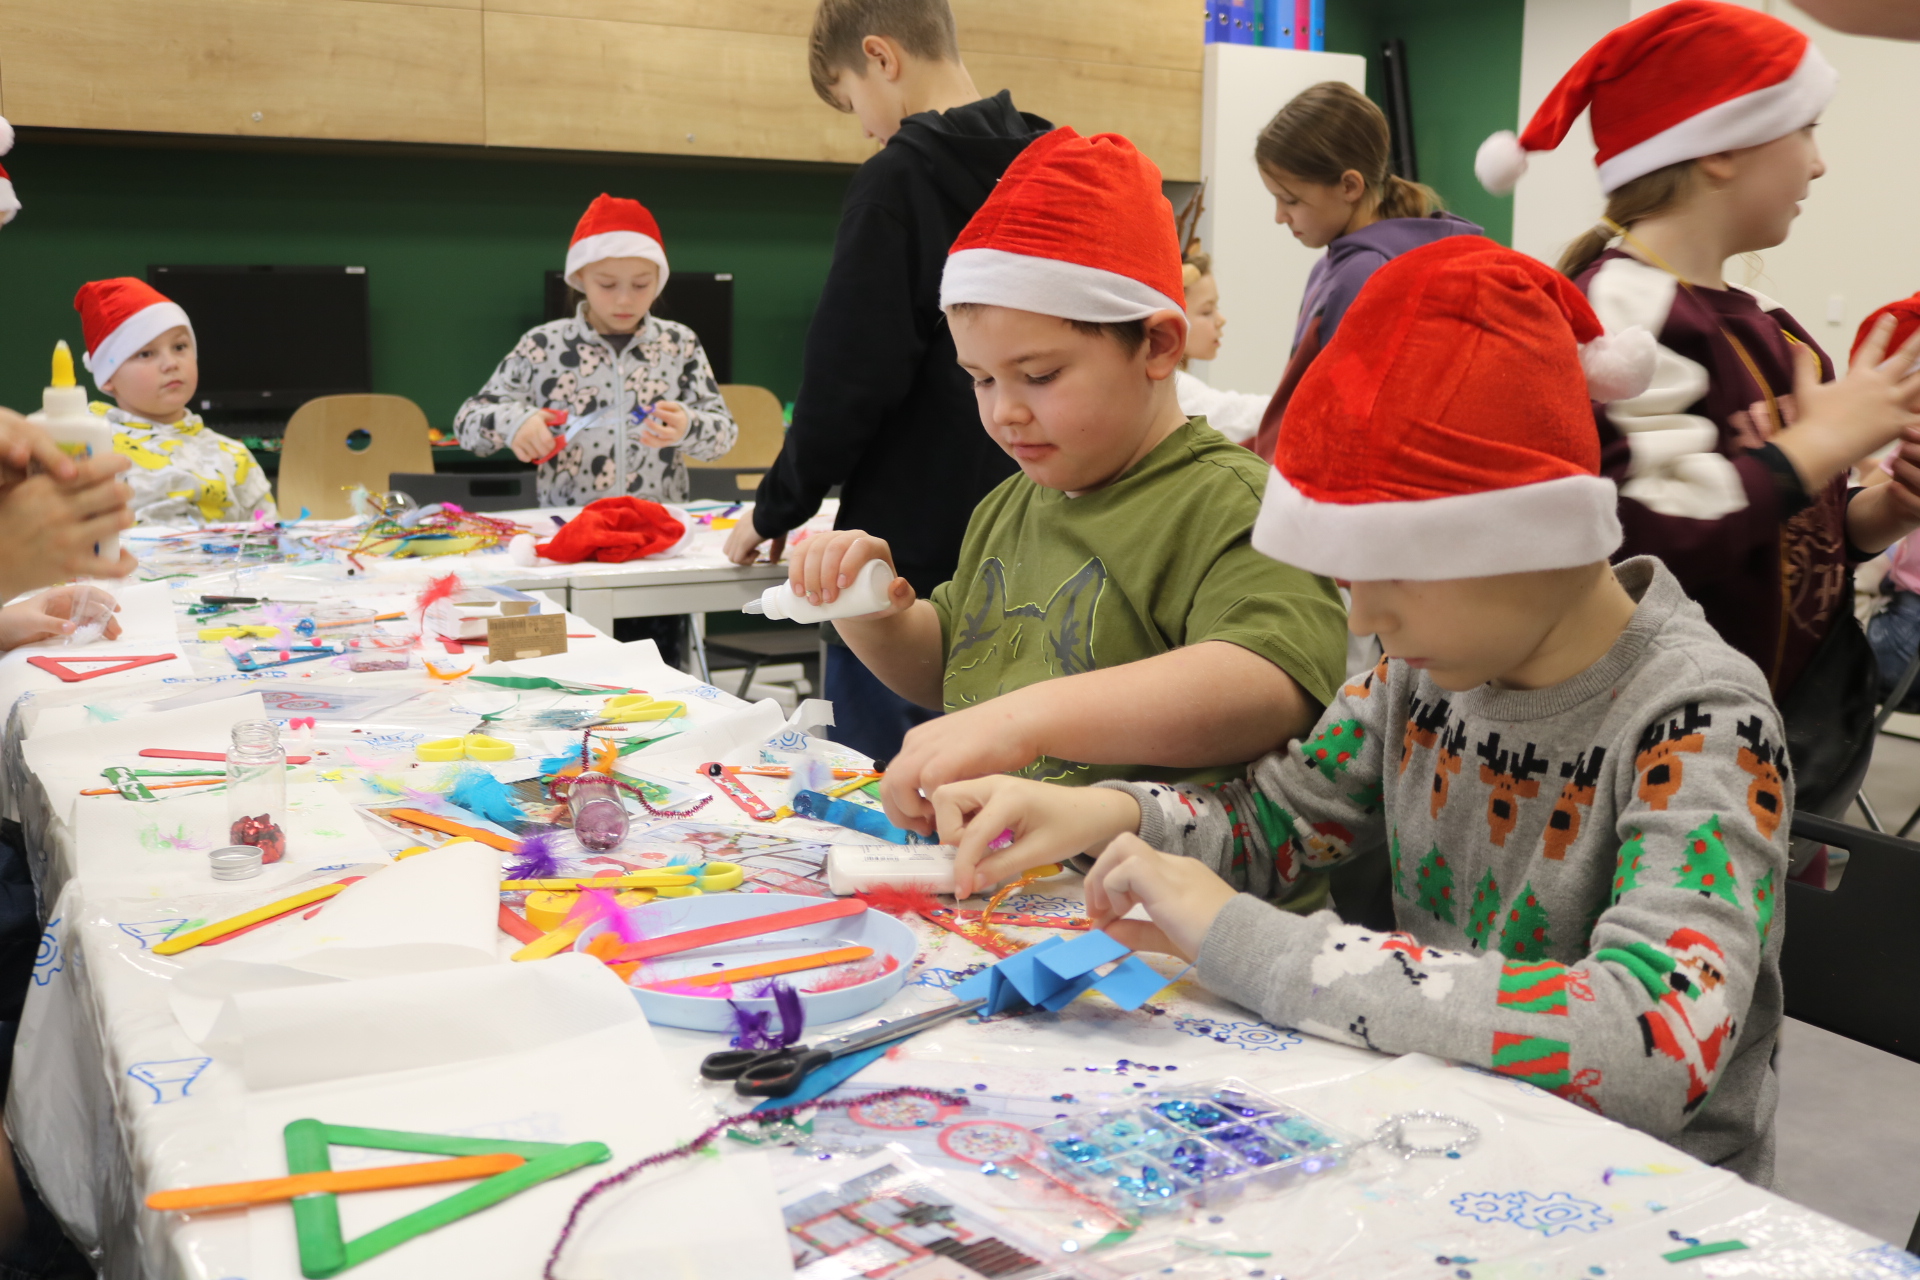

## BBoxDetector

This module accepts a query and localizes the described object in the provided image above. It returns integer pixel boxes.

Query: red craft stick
[141,749,313,765]
[497,903,542,944]
[604,898,866,964]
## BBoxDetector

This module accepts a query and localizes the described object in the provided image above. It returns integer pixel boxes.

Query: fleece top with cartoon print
[91,403,276,525]
[1103,558,1789,1184]
[453,306,736,507]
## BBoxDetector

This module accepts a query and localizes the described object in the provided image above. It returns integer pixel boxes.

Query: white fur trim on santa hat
[1475,130,1529,197]
[83,300,192,390]
[0,117,14,157]
[1251,469,1622,581]
[1581,325,1657,402]
[1597,44,1836,193]
[0,177,17,227]
[564,231,670,291]
[941,247,1183,322]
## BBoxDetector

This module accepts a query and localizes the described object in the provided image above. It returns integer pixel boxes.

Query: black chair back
[388,472,534,513]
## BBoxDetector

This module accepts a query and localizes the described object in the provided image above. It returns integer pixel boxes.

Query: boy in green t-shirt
[785,127,1348,846]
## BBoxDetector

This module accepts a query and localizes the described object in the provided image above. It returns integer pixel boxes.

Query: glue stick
[744,557,893,623]
[27,341,119,562]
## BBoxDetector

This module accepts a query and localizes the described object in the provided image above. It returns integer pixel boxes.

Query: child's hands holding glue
[510,409,565,463]
[1083,835,1238,963]
[787,529,916,618]
[639,402,689,447]
[931,775,1142,897]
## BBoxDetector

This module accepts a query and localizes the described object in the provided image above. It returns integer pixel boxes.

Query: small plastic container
[567,772,629,852]
[226,720,288,863]
[209,845,264,880]
[743,558,893,624]
[59,585,114,647]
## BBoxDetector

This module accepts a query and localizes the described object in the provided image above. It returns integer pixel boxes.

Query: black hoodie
[750,91,1052,597]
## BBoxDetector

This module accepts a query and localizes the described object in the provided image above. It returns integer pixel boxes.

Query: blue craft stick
[1092,955,1177,1011]
[792,790,923,844]
[749,1043,890,1111]
[1036,929,1130,981]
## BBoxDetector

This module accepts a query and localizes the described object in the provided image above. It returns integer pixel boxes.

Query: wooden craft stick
[499,873,697,891]
[141,748,313,764]
[146,1153,526,1212]
[154,882,355,956]
[510,888,655,962]
[201,877,365,946]
[383,808,518,852]
[496,904,542,944]
[638,945,874,989]
[602,898,866,964]
[81,778,226,797]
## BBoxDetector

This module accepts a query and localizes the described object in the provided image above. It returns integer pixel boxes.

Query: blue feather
[447,767,526,826]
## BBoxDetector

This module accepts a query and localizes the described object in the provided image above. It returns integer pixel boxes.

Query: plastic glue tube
[27,342,119,562]
[744,557,893,624]
[827,844,957,895]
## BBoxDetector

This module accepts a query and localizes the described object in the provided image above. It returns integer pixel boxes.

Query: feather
[415,572,463,623]
[802,953,899,993]
[447,767,527,825]
[590,737,619,775]
[790,758,833,806]
[752,980,805,1048]
[727,1001,777,1050]
[504,830,565,881]
[344,745,398,773]
[854,884,942,919]
[567,887,645,945]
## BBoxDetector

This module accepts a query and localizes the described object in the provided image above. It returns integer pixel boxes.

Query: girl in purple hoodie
[1248,82,1479,461]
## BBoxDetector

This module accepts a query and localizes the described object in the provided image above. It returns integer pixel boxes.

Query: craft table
[0,552,1907,1280]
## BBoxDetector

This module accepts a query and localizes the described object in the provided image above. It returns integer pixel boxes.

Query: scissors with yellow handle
[198,624,280,641]
[586,693,686,726]
[415,734,517,762]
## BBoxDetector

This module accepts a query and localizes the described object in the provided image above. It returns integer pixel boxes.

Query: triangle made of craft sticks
[283,1119,610,1279]
[26,653,176,683]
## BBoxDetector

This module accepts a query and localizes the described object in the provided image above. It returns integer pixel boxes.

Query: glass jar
[226,719,288,864]
[568,772,628,852]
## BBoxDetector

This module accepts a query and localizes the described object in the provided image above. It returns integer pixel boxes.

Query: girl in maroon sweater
[1478,1,1920,719]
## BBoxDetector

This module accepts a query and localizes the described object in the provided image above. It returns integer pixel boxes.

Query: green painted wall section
[1325,0,1525,246]
[0,138,852,427]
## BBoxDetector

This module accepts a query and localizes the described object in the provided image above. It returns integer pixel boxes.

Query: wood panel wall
[0,0,1201,177]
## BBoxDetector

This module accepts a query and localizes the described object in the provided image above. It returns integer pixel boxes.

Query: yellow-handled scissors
[198,624,280,641]
[587,694,686,726]
[415,734,517,762]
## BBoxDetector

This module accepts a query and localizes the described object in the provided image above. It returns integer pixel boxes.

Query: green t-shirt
[928,419,1348,789]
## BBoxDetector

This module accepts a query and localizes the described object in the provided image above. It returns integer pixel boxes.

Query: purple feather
[505,831,564,881]
[724,980,805,1051]
[726,1001,776,1050]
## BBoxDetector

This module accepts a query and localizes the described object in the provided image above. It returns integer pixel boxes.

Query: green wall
[1325,0,1525,246]
[0,136,853,428]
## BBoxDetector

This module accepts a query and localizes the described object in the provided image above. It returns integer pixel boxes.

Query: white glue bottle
[27,341,119,562]
[744,557,894,623]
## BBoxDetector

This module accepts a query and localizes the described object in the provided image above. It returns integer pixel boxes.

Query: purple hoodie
[1251,211,1482,461]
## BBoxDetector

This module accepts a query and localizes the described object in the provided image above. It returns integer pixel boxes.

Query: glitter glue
[568,772,629,852]
[27,341,119,562]
[743,557,893,624]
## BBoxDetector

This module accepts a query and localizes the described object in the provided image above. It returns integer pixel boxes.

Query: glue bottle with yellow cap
[26,341,119,561]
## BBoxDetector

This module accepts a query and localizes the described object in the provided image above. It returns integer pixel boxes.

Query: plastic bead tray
[1031,1077,1346,1216]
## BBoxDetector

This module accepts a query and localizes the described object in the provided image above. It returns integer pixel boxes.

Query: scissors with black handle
[700,997,988,1098]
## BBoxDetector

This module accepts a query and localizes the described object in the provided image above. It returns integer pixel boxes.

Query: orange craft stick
[603,898,866,964]
[81,778,226,797]
[384,808,518,852]
[636,945,874,989]
[145,1153,526,1212]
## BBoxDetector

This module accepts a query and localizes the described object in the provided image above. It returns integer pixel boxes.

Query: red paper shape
[27,654,176,683]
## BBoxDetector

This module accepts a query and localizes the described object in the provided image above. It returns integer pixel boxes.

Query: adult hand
[930,775,1140,899]
[1084,834,1238,962]
[0,457,138,598]
[786,529,913,614]
[509,409,564,464]
[0,585,123,650]
[723,512,785,566]
[0,408,81,488]
[640,402,689,447]
[882,701,1042,833]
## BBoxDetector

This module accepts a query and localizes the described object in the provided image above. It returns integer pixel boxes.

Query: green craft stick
[285,1120,346,1279]
[316,1125,581,1162]
[1662,1240,1748,1262]
[102,768,155,802]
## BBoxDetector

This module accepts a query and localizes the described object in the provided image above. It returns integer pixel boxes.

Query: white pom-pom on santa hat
[0,165,18,228]
[0,116,14,157]
[1580,324,1656,403]
[1475,130,1529,196]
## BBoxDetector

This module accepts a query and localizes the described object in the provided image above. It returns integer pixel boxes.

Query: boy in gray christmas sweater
[932,237,1796,1184]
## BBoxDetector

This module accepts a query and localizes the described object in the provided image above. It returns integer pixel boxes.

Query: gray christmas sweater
[1106,559,1789,1182]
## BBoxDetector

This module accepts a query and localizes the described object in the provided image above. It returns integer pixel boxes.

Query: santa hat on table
[1252,236,1654,580]
[940,127,1185,321]
[73,278,194,390]
[564,194,669,292]
[1476,0,1835,196]
[0,115,18,226]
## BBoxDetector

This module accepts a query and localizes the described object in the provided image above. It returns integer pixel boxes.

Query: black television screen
[544,270,733,383]
[146,265,372,411]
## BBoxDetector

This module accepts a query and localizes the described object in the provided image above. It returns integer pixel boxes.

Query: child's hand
[640,402,689,447]
[724,513,785,566]
[0,585,123,650]
[931,775,1142,898]
[1084,834,1238,962]
[509,409,564,463]
[787,529,914,616]
[1777,314,1920,489]
[882,701,1044,833]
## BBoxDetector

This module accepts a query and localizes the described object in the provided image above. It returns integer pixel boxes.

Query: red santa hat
[73,278,194,390]
[1666,928,1726,960]
[940,127,1185,322]
[1477,0,1835,196]
[0,115,18,227]
[1852,292,1920,363]
[1252,236,1653,580]
[564,194,669,292]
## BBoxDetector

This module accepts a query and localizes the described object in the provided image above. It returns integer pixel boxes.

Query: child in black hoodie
[724,0,1050,763]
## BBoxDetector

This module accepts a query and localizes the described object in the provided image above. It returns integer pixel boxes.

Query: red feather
[854,884,942,919]
[803,953,899,992]
[416,572,463,622]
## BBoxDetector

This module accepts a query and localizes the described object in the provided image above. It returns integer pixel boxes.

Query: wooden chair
[687,385,785,497]
[277,395,435,519]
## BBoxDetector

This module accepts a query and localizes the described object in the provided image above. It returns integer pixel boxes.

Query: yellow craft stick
[146,1153,526,1212]
[499,873,697,891]
[825,774,877,799]
[511,888,653,962]
[153,883,354,956]
[639,945,874,989]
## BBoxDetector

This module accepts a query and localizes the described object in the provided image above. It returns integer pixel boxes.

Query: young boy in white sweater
[934,237,1798,1184]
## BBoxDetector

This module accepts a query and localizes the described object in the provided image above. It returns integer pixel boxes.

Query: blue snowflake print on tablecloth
[1172,1016,1303,1052]
[910,967,983,991]
[690,685,721,700]
[364,732,427,751]
[766,729,811,754]
[116,919,191,952]
[1850,1245,1920,1277]
[1002,894,1083,918]
[1451,1190,1612,1236]
[127,1058,211,1104]
[32,919,62,985]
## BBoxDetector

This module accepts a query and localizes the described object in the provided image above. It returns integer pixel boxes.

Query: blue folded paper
[948,929,1173,1015]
